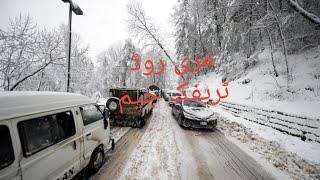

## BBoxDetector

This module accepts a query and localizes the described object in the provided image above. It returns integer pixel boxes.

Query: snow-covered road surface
[94,100,275,180]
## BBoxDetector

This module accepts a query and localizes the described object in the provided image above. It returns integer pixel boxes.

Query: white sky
[0,0,178,61]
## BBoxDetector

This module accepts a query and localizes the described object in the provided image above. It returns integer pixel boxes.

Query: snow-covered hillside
[196,47,320,118]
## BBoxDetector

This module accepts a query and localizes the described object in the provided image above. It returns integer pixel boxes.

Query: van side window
[80,105,104,126]
[18,111,76,157]
[0,125,14,170]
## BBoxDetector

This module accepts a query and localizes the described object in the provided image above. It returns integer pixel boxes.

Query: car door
[0,122,21,180]
[16,109,81,180]
[79,105,109,162]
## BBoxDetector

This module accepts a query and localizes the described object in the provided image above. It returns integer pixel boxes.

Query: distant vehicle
[171,100,217,130]
[106,88,154,128]
[166,90,182,106]
[148,85,161,98]
[163,91,170,101]
[0,91,114,180]
[162,89,169,97]
[164,90,181,102]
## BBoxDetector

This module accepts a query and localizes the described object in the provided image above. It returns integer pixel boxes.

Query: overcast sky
[0,0,177,60]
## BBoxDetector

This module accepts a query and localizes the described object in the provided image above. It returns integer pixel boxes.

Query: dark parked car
[171,100,217,130]
[106,88,154,128]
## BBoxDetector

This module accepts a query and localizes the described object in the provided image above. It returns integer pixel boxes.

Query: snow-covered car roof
[166,90,181,94]
[0,91,94,121]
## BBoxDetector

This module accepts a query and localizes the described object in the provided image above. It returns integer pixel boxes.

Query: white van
[0,91,114,180]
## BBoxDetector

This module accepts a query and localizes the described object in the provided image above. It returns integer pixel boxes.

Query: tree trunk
[37,70,45,91]
[265,28,279,77]
[269,1,290,87]
[286,0,320,25]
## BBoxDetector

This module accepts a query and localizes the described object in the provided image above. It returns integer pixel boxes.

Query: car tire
[178,114,183,126]
[106,97,120,112]
[138,116,145,128]
[183,118,191,128]
[87,146,105,175]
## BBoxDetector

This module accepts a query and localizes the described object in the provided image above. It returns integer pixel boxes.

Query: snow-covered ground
[111,100,280,180]
[110,126,131,143]
[118,100,182,179]
[215,108,320,179]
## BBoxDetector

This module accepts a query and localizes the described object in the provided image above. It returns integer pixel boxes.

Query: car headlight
[109,101,118,111]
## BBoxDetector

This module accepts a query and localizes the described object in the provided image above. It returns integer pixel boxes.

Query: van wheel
[87,147,104,175]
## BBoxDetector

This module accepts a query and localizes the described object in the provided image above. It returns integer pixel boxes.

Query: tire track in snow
[94,115,151,180]
[183,130,215,180]
[175,118,274,179]
[117,100,181,179]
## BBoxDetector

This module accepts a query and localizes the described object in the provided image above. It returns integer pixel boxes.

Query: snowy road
[93,100,275,180]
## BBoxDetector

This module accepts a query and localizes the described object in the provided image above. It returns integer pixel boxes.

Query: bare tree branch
[127,1,185,80]
[286,0,320,25]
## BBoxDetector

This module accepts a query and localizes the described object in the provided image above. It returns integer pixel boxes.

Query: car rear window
[0,125,14,170]
[111,89,137,101]
[171,93,181,97]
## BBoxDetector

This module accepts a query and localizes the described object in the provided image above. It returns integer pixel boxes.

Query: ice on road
[95,100,275,180]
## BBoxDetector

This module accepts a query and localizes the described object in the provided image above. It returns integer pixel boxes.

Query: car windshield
[183,100,205,107]
[171,93,181,97]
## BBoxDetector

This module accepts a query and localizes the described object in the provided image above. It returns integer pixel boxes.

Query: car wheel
[138,116,145,128]
[183,118,191,128]
[178,114,183,126]
[131,120,136,128]
[87,147,104,175]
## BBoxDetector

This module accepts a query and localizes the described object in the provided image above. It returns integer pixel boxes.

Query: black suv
[106,88,155,128]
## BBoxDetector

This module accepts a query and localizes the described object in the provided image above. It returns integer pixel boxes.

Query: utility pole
[61,0,83,92]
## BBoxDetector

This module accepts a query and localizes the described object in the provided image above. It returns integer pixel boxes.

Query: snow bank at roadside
[214,107,320,164]
[215,109,320,180]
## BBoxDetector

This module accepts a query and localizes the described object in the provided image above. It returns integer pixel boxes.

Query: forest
[0,0,319,98]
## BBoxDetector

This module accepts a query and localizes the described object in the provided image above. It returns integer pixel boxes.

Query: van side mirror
[103,108,109,129]
[98,105,109,129]
[104,108,110,119]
